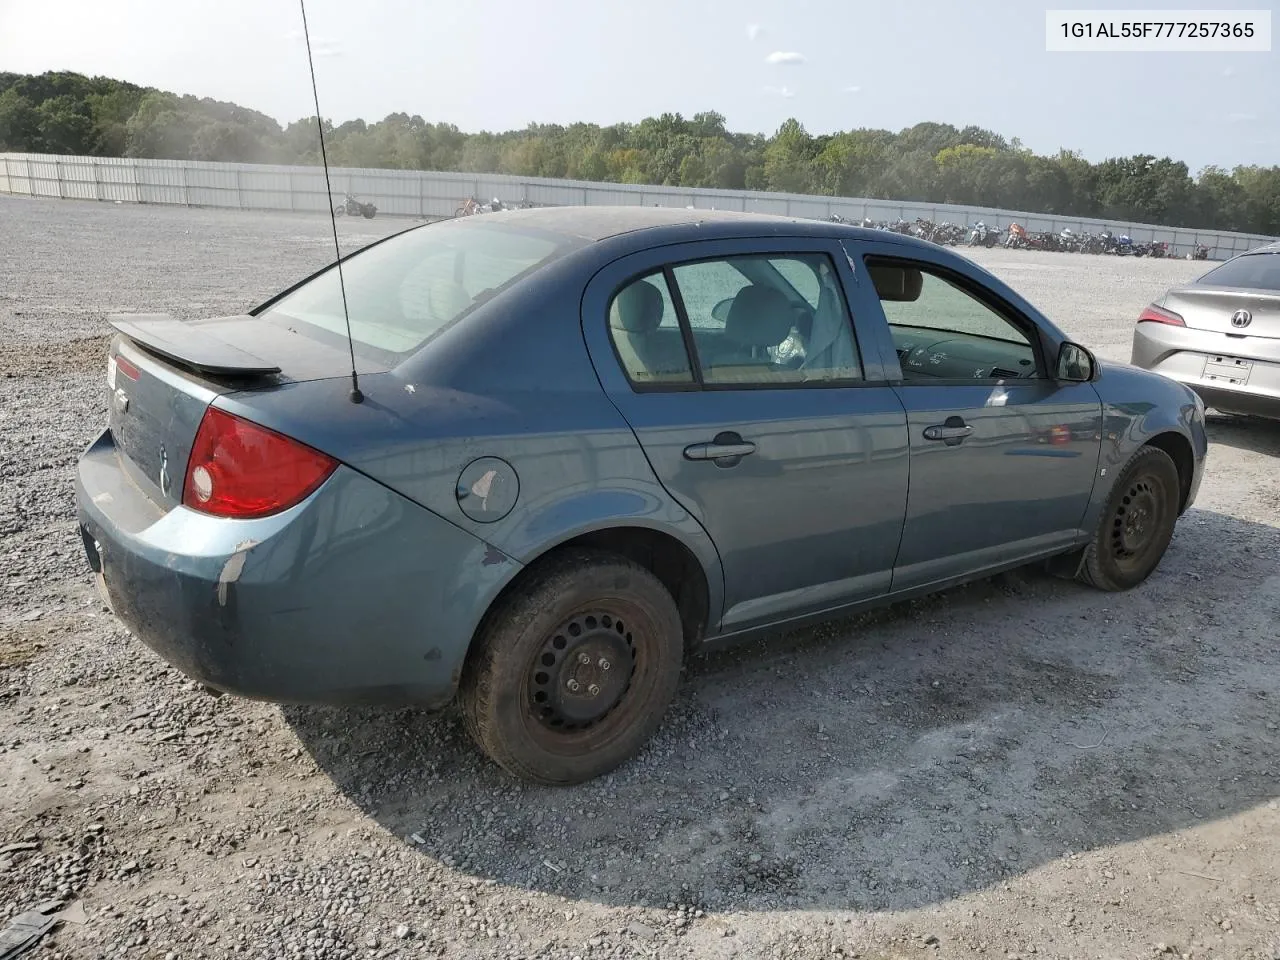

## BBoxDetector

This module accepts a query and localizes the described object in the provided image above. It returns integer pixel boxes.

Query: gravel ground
[1,194,1278,960]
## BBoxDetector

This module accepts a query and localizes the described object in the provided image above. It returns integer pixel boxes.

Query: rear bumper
[1131,323,1280,419]
[76,427,520,707]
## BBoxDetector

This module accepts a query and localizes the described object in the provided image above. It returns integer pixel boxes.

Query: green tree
[0,89,41,150]
[763,118,814,193]
[2,69,1279,236]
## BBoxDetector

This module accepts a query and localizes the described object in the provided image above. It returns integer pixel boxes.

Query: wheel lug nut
[587,684,600,697]
[577,652,591,665]
[598,658,611,671]
[566,679,581,692]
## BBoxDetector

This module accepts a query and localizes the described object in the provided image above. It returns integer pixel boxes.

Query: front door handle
[684,431,757,466]
[922,416,973,445]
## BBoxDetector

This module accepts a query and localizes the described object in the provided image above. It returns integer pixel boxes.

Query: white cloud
[1227,112,1256,122]
[765,50,806,65]
[843,85,862,93]
[285,28,342,56]
[1222,65,1236,76]
[746,22,762,41]
[764,85,797,98]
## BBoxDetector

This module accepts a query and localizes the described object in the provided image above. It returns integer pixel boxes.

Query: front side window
[670,254,863,386]
[260,220,573,356]
[866,258,1040,381]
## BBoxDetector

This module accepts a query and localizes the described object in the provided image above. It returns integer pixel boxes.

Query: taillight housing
[183,407,338,519]
[1137,303,1185,327]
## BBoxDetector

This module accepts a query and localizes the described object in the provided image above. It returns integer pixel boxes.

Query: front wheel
[1077,446,1181,591]
[332,204,346,216]
[459,550,684,784]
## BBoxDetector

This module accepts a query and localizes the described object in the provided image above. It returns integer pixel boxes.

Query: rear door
[581,236,909,634]
[856,245,1103,592]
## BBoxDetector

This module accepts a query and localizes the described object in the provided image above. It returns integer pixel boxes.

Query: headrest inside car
[868,264,923,302]
[611,279,664,333]
[724,285,794,348]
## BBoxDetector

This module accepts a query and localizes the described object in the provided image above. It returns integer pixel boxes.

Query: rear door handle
[922,417,973,445]
[684,432,757,466]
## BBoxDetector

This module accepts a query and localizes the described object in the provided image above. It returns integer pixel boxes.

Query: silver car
[1132,241,1280,418]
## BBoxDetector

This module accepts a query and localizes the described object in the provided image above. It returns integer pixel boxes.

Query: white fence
[2,152,1274,261]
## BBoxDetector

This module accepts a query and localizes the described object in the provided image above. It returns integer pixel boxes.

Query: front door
[858,250,1103,591]
[581,238,909,634]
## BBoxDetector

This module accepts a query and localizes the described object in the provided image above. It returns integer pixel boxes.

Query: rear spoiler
[108,313,281,376]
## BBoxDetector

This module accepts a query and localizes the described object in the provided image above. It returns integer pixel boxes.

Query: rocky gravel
[1,194,1278,959]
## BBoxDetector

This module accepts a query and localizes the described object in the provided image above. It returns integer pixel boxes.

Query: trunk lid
[105,312,387,508]
[1163,286,1280,339]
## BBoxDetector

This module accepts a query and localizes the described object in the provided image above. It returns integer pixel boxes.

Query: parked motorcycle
[333,193,377,219]
[967,221,1002,248]
[1188,243,1209,260]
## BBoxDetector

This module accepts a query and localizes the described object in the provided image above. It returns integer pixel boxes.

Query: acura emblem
[1231,309,1252,328]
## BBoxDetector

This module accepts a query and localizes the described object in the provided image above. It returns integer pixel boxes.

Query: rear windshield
[259,219,575,356]
[1196,252,1280,291]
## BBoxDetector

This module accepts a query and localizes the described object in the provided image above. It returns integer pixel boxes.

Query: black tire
[332,204,346,216]
[361,205,376,219]
[1077,446,1181,592]
[459,550,684,785]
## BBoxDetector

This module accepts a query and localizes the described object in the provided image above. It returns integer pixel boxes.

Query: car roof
[474,204,937,250]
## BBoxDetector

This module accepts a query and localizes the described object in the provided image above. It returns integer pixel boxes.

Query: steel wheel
[1079,446,1181,592]
[1107,473,1169,575]
[527,610,636,734]
[460,550,683,784]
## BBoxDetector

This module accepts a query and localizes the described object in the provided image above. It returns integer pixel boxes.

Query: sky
[0,0,1276,171]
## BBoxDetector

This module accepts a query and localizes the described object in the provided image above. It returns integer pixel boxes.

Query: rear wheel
[1078,446,1180,591]
[459,550,683,785]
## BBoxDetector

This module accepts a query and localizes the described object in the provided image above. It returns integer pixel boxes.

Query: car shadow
[283,507,1280,914]
[1206,412,1280,457]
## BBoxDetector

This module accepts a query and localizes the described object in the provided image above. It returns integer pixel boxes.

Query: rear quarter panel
[214,248,726,636]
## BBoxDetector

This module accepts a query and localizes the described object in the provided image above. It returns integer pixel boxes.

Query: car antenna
[299,0,363,403]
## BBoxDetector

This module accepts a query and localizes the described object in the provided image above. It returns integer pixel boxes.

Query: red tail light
[183,407,338,518]
[1137,304,1185,327]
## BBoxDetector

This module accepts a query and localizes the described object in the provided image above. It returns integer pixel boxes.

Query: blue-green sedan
[76,207,1207,784]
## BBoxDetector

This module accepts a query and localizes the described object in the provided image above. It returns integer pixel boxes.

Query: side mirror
[1056,341,1096,382]
[711,297,734,323]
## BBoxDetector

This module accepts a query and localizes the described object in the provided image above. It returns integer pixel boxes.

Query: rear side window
[671,254,862,385]
[607,273,695,385]
[260,220,572,357]
[1196,252,1280,291]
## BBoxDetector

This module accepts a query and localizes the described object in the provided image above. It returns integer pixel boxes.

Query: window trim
[663,264,705,388]
[862,254,1050,386]
[607,249,874,394]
